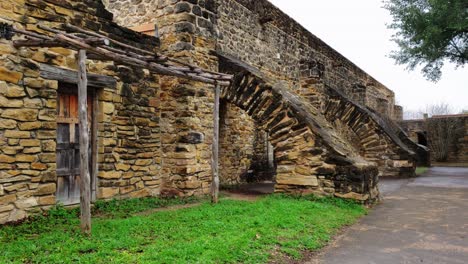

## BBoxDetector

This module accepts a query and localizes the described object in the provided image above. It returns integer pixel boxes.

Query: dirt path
[307,167,468,264]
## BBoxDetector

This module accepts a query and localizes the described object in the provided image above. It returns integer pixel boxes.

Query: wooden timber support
[77,49,91,235]
[211,84,221,203]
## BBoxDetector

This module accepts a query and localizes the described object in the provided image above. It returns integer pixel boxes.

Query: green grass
[0,195,366,264]
[416,167,429,175]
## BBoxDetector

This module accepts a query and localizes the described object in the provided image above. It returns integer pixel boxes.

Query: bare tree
[426,106,464,162]
[404,102,455,120]
[425,102,454,117]
[403,110,424,120]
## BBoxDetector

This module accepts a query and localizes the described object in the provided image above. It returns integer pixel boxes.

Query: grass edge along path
[0,195,367,264]
[415,167,429,175]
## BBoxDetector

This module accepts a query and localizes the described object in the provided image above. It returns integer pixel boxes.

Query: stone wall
[0,0,163,223]
[104,0,417,180]
[215,0,398,119]
[400,115,468,164]
[219,102,255,185]
[0,0,419,224]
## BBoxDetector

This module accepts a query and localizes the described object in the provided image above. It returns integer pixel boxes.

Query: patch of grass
[93,196,206,218]
[416,167,429,175]
[0,195,366,263]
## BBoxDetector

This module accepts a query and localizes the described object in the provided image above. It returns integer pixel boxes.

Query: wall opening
[416,131,428,146]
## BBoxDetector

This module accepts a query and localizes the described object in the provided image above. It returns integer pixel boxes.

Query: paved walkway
[309,167,468,264]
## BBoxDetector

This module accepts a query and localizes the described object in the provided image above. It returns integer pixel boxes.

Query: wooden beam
[211,84,220,203]
[77,49,91,235]
[39,64,117,88]
[53,33,231,86]
[12,24,233,86]
[63,23,156,56]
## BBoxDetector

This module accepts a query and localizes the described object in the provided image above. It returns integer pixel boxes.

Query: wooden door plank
[69,94,78,119]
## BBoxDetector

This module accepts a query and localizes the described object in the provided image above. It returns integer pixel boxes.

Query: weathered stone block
[20,139,41,147]
[0,154,16,163]
[276,174,319,187]
[116,163,131,171]
[41,140,56,152]
[4,130,31,139]
[35,183,56,196]
[40,171,56,183]
[99,171,122,179]
[15,197,38,209]
[31,162,47,170]
[0,205,14,213]
[1,109,38,121]
[39,153,55,163]
[16,154,37,162]
[38,195,55,205]
[0,68,23,84]
[0,96,23,107]
[0,118,17,129]
[23,98,43,109]
[128,189,150,198]
[0,194,16,204]
[18,122,42,130]
[98,187,119,199]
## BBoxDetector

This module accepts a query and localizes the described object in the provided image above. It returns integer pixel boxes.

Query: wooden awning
[1,22,232,86]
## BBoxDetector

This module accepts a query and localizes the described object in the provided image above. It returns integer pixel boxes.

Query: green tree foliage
[384,0,468,82]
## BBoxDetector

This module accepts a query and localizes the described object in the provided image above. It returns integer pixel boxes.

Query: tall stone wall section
[105,0,416,181]
[215,0,398,119]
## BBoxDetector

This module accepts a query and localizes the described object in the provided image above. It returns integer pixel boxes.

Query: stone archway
[323,87,417,177]
[221,71,380,202]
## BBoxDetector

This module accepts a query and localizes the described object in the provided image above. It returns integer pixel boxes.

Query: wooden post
[78,49,91,234]
[211,84,220,203]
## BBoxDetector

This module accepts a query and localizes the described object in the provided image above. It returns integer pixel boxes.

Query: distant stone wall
[400,115,468,164]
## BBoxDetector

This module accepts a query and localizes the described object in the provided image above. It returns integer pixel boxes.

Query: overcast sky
[269,0,468,114]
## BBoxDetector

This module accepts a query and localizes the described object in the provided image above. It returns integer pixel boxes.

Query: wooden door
[56,85,93,205]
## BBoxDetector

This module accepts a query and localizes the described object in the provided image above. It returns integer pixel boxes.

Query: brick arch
[323,87,417,177]
[221,72,380,202]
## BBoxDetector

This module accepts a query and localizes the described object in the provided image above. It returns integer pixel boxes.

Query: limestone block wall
[218,102,255,185]
[112,0,219,196]
[104,0,417,182]
[0,0,163,224]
